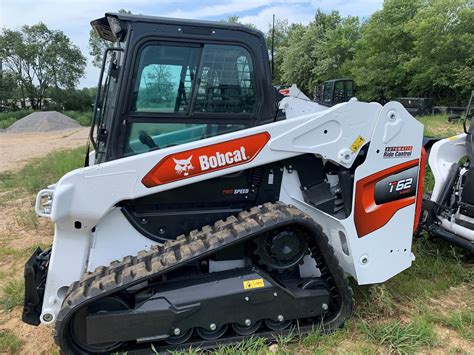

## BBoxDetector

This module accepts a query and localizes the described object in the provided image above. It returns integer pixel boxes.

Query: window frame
[107,34,265,161]
[125,38,260,124]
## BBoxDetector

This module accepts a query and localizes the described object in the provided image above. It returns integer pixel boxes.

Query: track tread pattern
[54,202,353,353]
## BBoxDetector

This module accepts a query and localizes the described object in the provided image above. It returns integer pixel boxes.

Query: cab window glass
[194,45,256,113]
[132,45,199,113]
[125,123,247,156]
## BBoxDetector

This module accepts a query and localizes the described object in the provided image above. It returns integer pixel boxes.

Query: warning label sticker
[243,278,265,290]
[350,136,366,153]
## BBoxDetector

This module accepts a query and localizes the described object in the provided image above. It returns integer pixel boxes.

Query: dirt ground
[0,128,89,172]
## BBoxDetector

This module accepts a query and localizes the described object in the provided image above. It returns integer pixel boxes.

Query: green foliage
[0,330,23,353]
[0,23,86,110]
[359,318,437,354]
[350,0,422,102]
[64,110,92,126]
[49,87,96,112]
[275,0,474,104]
[0,117,16,129]
[0,147,85,193]
[266,18,290,84]
[0,279,24,311]
[279,10,360,94]
[405,0,474,103]
[0,110,33,129]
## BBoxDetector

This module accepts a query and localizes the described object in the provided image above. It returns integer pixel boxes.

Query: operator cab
[89,13,276,164]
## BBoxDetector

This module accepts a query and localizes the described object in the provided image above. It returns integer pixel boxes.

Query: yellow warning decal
[350,135,365,152]
[243,278,265,290]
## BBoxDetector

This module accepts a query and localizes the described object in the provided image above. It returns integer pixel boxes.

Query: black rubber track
[54,202,353,354]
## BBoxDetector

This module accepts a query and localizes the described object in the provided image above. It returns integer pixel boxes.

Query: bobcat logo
[173,155,194,176]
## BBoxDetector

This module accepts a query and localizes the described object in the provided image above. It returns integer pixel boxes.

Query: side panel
[280,101,423,284]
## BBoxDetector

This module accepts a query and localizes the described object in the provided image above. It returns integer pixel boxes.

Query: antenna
[271,14,275,81]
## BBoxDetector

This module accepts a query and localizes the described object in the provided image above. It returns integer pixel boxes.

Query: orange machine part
[354,159,420,238]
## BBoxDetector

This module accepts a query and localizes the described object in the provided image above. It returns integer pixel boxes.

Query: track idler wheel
[196,324,228,340]
[232,320,262,336]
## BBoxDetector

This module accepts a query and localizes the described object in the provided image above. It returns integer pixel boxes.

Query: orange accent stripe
[142,132,270,188]
[413,148,427,233]
[354,159,420,238]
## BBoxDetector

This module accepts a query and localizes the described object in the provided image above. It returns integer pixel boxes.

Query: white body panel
[429,134,468,202]
[36,98,423,324]
[429,134,474,243]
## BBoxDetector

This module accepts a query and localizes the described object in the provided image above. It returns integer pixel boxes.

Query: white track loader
[22,13,425,353]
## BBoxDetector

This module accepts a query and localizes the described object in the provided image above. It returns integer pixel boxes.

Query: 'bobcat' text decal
[142,132,271,187]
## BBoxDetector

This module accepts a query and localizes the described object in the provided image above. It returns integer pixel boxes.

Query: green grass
[157,336,269,355]
[0,117,17,129]
[354,237,473,319]
[418,114,464,138]
[0,329,23,353]
[302,324,350,351]
[424,309,474,341]
[0,279,24,311]
[0,147,86,194]
[64,110,92,126]
[359,318,437,354]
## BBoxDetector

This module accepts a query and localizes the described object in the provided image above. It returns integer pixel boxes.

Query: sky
[0,0,383,88]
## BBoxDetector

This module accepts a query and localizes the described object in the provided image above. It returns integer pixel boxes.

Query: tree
[89,9,132,68]
[279,10,359,94]
[266,18,290,84]
[0,23,86,109]
[349,0,422,102]
[405,0,474,104]
[0,70,20,109]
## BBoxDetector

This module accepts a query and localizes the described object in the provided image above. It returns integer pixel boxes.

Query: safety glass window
[132,45,199,113]
[194,45,256,114]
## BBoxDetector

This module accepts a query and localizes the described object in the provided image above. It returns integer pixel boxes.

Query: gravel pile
[7,111,81,133]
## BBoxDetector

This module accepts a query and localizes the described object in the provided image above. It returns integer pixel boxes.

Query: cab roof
[91,12,264,42]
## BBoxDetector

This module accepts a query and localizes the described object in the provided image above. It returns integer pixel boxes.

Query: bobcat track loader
[22,13,425,353]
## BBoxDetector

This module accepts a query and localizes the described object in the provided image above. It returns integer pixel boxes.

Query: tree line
[0,0,472,113]
[269,0,474,104]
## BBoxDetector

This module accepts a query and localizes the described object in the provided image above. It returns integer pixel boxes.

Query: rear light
[413,147,427,233]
